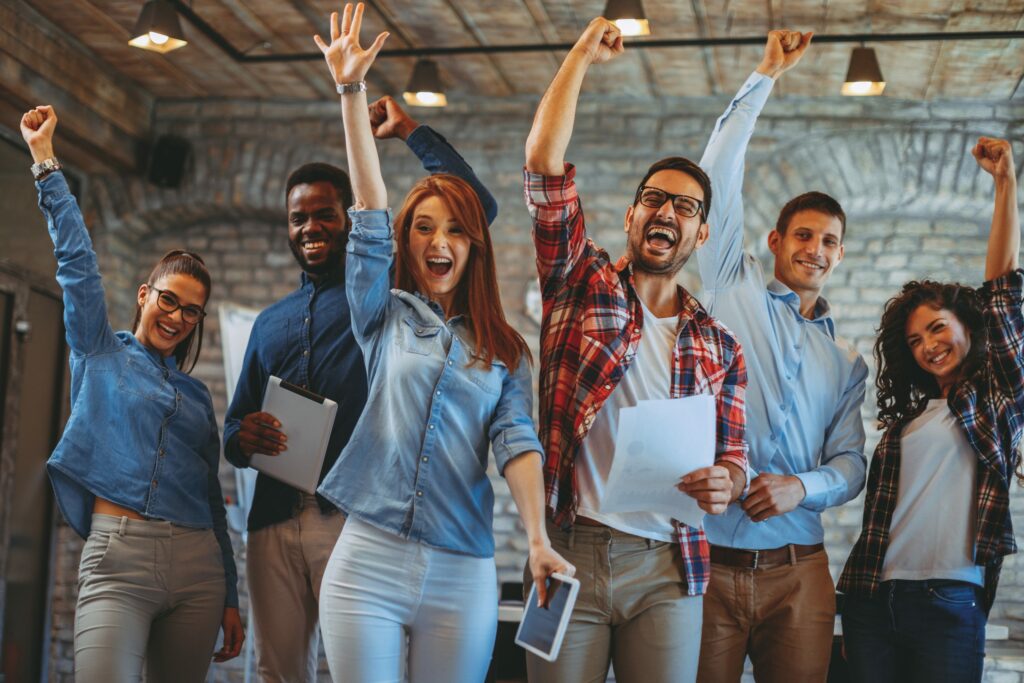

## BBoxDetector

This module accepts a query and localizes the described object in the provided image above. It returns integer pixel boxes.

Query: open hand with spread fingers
[972,137,1015,181]
[757,29,813,80]
[313,2,389,86]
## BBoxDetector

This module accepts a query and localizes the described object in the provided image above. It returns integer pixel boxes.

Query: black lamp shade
[403,59,447,107]
[603,0,651,36]
[129,0,188,53]
[842,46,885,96]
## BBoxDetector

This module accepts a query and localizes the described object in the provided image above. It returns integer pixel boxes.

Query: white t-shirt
[881,398,984,586]
[577,300,678,542]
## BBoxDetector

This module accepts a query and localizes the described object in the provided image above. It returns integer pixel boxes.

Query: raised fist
[758,30,813,79]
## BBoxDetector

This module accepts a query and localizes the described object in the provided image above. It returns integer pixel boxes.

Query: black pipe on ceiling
[170,3,1024,63]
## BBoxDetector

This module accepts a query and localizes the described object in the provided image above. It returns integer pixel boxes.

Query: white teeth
[930,351,949,364]
[158,323,178,336]
[796,260,824,270]
[427,257,452,264]
[303,240,327,249]
[647,227,677,244]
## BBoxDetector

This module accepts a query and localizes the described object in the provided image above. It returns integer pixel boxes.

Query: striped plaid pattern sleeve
[714,337,749,474]
[524,164,587,288]
[982,269,1024,404]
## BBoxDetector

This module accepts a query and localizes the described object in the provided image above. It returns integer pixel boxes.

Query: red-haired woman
[839,137,1022,682]
[311,4,573,681]
[20,106,242,682]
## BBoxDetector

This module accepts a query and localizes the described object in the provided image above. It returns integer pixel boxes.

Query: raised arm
[973,138,1020,280]
[525,17,623,175]
[315,3,389,211]
[369,95,498,225]
[697,31,811,295]
[21,106,118,357]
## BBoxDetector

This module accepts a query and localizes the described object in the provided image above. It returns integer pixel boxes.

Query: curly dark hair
[874,280,988,430]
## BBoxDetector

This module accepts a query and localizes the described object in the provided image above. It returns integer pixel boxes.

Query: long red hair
[394,174,529,372]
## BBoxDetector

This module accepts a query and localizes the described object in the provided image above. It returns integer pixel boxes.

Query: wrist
[395,119,418,141]
[755,63,782,79]
[29,143,55,165]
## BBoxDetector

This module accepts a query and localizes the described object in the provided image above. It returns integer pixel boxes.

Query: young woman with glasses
[839,137,1022,682]
[20,106,243,682]
[309,5,573,681]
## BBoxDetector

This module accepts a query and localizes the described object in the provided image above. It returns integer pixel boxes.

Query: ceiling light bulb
[129,0,188,53]
[416,91,439,105]
[403,60,447,107]
[148,31,169,45]
[841,46,886,96]
[612,18,650,36]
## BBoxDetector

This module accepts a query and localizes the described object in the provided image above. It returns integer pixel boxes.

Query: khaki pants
[74,514,226,683]
[698,549,835,683]
[247,494,345,683]
[525,523,704,683]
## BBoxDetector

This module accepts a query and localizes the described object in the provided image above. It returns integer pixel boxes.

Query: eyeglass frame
[633,185,706,222]
[150,287,207,324]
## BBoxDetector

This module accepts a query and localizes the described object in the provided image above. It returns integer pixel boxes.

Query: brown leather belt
[710,543,824,569]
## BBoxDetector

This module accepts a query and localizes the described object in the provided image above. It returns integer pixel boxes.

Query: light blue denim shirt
[317,208,543,558]
[38,172,238,607]
[697,72,868,549]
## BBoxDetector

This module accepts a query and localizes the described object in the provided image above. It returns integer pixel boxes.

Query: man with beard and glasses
[223,95,496,683]
[522,17,748,683]
[694,31,868,683]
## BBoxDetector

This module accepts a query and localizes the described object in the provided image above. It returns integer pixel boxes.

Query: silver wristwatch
[336,80,367,95]
[31,157,62,180]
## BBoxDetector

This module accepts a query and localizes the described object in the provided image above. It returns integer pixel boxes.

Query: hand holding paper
[600,395,717,529]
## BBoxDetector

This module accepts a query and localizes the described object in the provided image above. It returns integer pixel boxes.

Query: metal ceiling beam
[169,4,1024,63]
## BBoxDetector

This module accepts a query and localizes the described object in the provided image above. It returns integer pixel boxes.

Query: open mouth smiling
[645,225,678,251]
[156,321,181,340]
[425,256,453,277]
[795,258,826,272]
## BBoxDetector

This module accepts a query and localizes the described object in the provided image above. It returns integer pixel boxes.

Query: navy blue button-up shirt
[224,125,497,531]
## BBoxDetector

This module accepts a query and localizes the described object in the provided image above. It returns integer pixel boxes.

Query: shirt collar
[128,333,179,370]
[614,256,710,326]
[767,278,836,337]
[299,267,344,290]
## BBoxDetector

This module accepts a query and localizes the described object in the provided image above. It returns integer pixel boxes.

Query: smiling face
[905,304,972,394]
[134,273,208,358]
[406,195,471,314]
[768,208,844,297]
[287,181,347,276]
[623,169,709,276]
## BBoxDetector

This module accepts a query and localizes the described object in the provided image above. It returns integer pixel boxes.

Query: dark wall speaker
[147,134,191,188]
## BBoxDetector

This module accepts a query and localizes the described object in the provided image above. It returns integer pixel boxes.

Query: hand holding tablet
[515,573,580,662]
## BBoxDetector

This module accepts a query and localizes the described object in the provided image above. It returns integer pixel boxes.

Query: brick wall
[46,91,1024,681]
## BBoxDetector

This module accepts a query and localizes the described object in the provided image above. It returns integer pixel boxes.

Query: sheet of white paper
[600,395,716,529]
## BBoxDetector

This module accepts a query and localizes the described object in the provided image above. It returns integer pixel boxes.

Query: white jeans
[319,516,497,683]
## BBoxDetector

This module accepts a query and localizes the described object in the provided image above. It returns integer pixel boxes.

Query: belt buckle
[751,549,759,569]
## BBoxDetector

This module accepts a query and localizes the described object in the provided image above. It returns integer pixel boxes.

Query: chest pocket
[399,317,442,356]
[678,336,728,398]
[465,358,504,396]
[118,355,173,405]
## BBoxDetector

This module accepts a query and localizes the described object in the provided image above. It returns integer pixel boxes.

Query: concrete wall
[44,91,1024,681]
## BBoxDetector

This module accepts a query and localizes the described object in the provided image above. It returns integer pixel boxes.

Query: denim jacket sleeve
[405,125,498,225]
[206,410,239,608]
[490,353,545,475]
[345,209,396,352]
[697,72,774,296]
[37,172,119,356]
[223,316,269,467]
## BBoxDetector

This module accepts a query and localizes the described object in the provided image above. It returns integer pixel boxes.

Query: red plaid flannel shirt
[839,269,1024,612]
[525,164,749,595]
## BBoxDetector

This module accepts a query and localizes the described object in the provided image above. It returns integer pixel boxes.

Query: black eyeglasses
[635,186,705,220]
[151,288,206,324]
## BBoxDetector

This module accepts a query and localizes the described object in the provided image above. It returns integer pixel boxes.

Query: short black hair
[285,162,353,211]
[633,156,712,220]
[775,191,847,240]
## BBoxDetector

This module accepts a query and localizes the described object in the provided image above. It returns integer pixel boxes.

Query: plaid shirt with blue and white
[839,269,1024,611]
[525,163,749,596]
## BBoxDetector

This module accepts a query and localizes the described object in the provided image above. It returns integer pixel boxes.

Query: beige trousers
[246,494,345,683]
[698,549,835,683]
[525,522,704,683]
[74,514,226,683]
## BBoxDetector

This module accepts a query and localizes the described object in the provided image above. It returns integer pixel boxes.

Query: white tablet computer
[515,573,580,662]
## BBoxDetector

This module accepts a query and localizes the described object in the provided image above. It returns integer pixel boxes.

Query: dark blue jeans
[841,580,986,683]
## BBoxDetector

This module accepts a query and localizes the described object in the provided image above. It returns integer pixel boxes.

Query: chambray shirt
[38,172,238,607]
[317,209,543,558]
[697,72,868,549]
[224,125,497,532]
